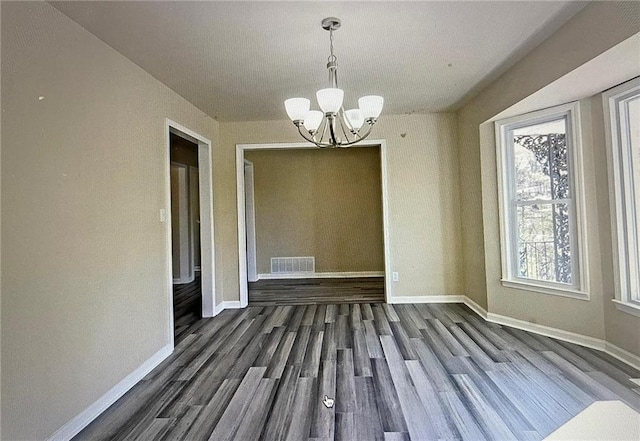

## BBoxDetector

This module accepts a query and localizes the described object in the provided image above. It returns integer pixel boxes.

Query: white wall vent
[271,256,315,274]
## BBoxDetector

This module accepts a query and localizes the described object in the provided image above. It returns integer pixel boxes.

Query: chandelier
[284,17,384,148]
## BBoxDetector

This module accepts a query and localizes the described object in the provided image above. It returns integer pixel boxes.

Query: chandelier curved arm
[336,122,374,147]
[328,114,339,147]
[296,119,375,148]
[338,110,352,144]
[296,123,332,148]
[295,124,317,144]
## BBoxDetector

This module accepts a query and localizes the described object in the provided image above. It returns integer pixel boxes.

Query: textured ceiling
[51,1,586,122]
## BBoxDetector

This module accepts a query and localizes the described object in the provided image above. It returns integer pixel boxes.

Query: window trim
[495,102,589,299]
[603,77,640,317]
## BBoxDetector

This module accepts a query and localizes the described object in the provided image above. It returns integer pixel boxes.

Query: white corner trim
[257,271,385,280]
[461,296,489,319]
[213,301,243,315]
[612,299,640,318]
[388,295,466,304]
[46,343,173,441]
[604,342,640,372]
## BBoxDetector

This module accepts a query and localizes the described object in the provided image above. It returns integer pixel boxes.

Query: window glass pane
[512,118,569,201]
[516,202,572,284]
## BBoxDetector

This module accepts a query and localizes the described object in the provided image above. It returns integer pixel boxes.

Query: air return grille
[270,256,315,274]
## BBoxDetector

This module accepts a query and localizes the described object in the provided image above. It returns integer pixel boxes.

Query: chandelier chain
[328,27,336,63]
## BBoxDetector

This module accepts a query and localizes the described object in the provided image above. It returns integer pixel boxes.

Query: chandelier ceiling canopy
[284,17,384,148]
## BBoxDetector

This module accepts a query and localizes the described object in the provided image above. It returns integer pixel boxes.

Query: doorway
[170,134,201,341]
[165,119,216,348]
[236,140,392,307]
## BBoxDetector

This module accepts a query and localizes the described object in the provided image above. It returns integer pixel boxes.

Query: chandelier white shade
[284,17,383,148]
[303,110,324,131]
[358,95,384,120]
[345,109,364,131]
[284,98,310,122]
[316,88,344,114]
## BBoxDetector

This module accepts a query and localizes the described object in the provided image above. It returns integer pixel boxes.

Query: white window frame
[495,102,589,299]
[603,77,640,317]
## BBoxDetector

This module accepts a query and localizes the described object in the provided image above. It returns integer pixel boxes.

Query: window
[604,78,640,317]
[496,102,588,298]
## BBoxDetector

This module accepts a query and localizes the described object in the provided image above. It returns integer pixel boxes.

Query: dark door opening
[170,132,202,342]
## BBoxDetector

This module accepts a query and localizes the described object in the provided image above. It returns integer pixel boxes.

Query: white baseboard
[257,271,385,280]
[484,309,640,371]
[213,300,242,315]
[388,295,465,304]
[47,343,173,441]
[486,311,606,351]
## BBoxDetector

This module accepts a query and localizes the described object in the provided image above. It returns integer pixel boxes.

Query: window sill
[612,299,640,318]
[501,279,589,300]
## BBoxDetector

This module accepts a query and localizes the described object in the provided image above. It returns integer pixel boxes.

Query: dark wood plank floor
[249,277,385,305]
[173,275,201,343]
[74,302,640,441]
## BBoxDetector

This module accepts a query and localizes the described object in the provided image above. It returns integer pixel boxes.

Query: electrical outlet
[160,209,167,223]
[392,272,399,282]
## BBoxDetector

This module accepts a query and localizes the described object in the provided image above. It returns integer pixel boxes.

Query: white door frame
[244,160,258,282]
[235,140,392,307]
[165,119,217,349]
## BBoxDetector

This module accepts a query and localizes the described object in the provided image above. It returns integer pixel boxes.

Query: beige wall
[0,3,220,439]
[245,148,384,274]
[457,2,640,351]
[220,113,463,301]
